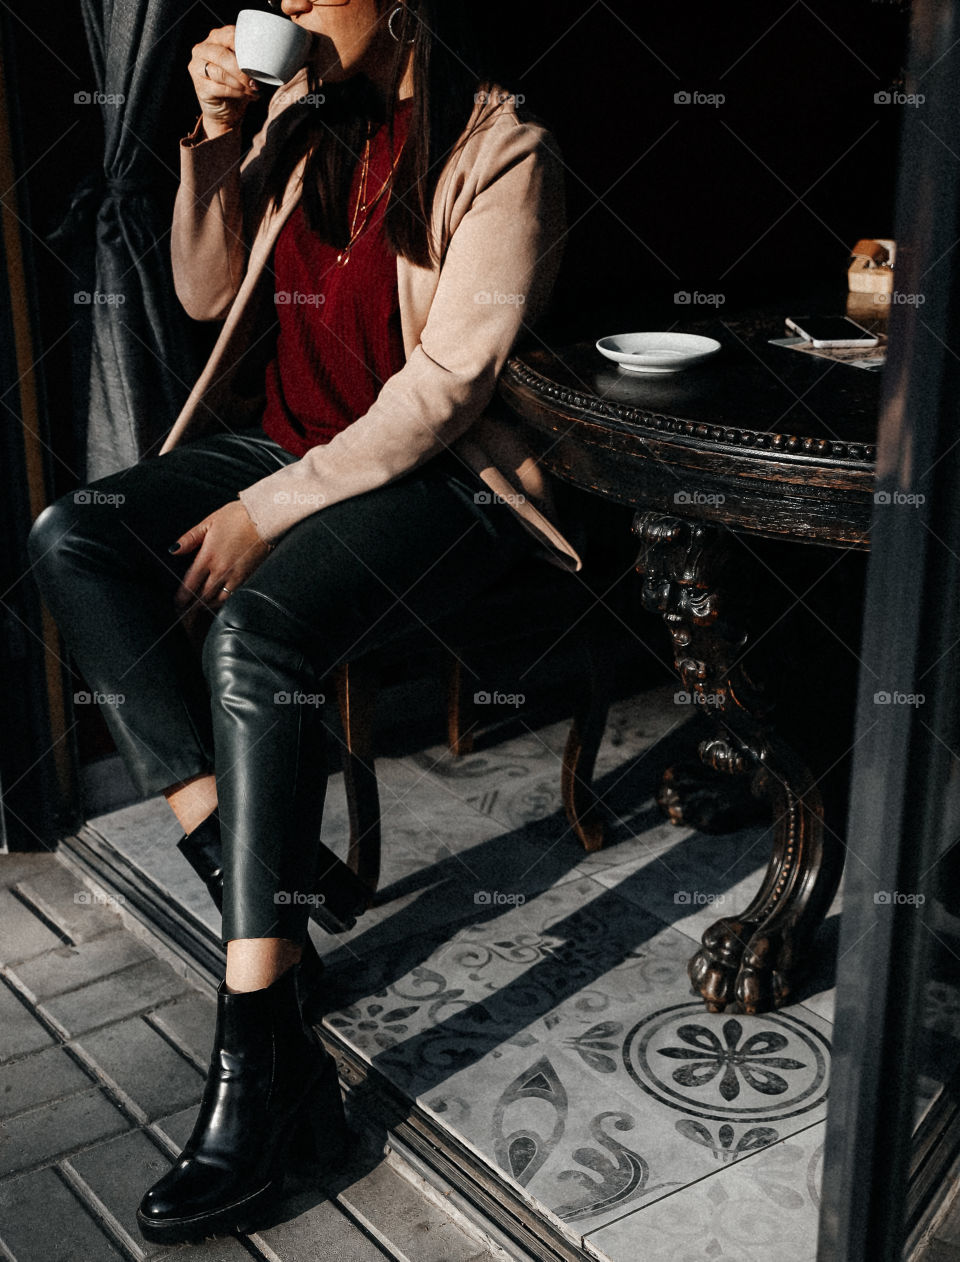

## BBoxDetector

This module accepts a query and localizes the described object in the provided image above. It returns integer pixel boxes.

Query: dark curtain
[79,0,204,479]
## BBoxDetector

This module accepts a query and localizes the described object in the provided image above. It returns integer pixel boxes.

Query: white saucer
[596,332,722,374]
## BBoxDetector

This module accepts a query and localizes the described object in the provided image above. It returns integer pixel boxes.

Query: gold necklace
[335,128,405,267]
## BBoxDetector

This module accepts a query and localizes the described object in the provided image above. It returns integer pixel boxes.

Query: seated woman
[28,0,580,1245]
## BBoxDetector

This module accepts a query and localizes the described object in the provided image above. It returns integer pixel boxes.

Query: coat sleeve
[170,95,289,322]
[236,115,567,543]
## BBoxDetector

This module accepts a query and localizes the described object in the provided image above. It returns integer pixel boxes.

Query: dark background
[8,0,911,490]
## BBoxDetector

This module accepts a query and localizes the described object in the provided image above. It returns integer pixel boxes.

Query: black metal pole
[818,0,960,1257]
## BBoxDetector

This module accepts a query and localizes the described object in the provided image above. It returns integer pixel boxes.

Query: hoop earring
[387,3,415,44]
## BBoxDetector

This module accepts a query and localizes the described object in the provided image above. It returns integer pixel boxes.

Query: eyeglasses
[266,1,351,8]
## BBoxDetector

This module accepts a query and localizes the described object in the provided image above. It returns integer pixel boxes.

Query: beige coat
[162,69,582,572]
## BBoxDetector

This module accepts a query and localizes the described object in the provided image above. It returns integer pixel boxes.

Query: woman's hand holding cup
[190,26,260,140]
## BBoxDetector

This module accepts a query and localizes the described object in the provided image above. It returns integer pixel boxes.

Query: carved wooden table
[498,308,880,1015]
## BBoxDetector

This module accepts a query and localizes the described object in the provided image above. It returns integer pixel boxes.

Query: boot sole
[136,1179,278,1245]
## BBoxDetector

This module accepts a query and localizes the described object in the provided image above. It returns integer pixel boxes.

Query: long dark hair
[266,2,498,268]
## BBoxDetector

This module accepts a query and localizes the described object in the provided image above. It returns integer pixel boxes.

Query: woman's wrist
[201,114,238,141]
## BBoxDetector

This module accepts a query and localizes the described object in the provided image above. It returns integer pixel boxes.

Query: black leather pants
[27,426,537,943]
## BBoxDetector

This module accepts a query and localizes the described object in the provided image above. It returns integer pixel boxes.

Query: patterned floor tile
[421,1037,719,1239]
[586,1119,825,1262]
[319,872,831,1244]
[319,876,697,1074]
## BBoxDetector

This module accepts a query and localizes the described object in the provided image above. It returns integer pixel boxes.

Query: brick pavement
[0,851,499,1262]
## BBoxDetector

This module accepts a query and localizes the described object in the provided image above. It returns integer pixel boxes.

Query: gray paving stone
[76,1017,203,1121]
[15,864,124,943]
[0,1088,129,1177]
[147,989,217,1067]
[10,930,152,1001]
[151,1106,197,1154]
[0,1166,125,1261]
[337,1157,494,1262]
[65,1127,178,1256]
[0,1045,93,1120]
[253,1184,389,1261]
[0,852,58,891]
[67,1131,258,1259]
[39,959,190,1036]
[0,890,65,966]
[0,981,54,1063]
[164,1239,259,1260]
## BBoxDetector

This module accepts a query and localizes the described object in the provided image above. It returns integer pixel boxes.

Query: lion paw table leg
[632,512,843,1013]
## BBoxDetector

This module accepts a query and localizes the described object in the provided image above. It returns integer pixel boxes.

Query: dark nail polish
[168,542,181,553]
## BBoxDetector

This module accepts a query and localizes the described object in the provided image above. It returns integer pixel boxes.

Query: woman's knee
[201,590,308,683]
[28,473,162,591]
[27,494,85,579]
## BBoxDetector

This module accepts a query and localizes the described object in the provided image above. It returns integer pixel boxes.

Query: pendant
[336,249,350,266]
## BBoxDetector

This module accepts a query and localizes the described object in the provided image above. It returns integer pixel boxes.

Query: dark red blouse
[261,99,412,458]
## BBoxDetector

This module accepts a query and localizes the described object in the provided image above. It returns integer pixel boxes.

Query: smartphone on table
[784,315,880,349]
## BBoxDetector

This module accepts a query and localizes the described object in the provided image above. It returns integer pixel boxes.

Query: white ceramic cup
[234,10,314,87]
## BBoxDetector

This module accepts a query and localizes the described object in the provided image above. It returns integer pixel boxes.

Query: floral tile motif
[419,1038,719,1238]
[587,1121,826,1262]
[622,1002,830,1126]
[551,997,830,1175]
[320,866,832,1243]
[319,876,699,1093]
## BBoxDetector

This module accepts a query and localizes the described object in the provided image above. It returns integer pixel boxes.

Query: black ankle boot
[177,811,370,936]
[137,964,348,1244]
[177,811,336,1005]
[176,811,224,909]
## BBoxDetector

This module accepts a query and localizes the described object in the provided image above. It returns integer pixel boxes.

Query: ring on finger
[221,585,230,595]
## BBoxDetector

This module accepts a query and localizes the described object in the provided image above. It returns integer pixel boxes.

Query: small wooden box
[847,237,895,295]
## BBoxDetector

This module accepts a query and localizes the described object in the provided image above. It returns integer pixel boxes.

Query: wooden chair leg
[333,661,382,896]
[561,643,613,852]
[446,654,476,757]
